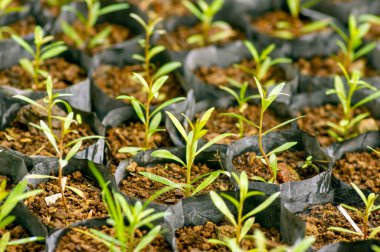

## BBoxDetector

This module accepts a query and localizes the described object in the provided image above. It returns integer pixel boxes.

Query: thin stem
[143,22,152,149]
[363,210,368,240]
[58,123,68,212]
[202,19,210,46]
[33,42,41,90]
[236,194,244,243]
[258,109,273,178]
[48,96,53,133]
[185,138,195,197]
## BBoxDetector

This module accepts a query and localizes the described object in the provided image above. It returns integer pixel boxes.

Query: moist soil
[297,104,380,147]
[251,11,329,38]
[0,58,87,90]
[55,225,171,252]
[24,171,107,228]
[176,220,283,251]
[200,104,286,145]
[128,0,189,18]
[158,22,245,51]
[233,150,328,183]
[333,148,380,193]
[93,64,184,104]
[56,21,132,55]
[1,16,36,39]
[119,161,233,204]
[194,58,286,88]
[365,22,380,41]
[299,203,380,250]
[0,223,45,252]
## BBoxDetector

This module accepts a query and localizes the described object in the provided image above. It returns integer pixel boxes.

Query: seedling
[301,155,321,173]
[234,40,291,86]
[140,108,233,197]
[332,15,377,72]
[325,63,380,141]
[183,0,235,46]
[61,0,129,51]
[0,0,25,16]
[0,180,44,252]
[12,26,67,90]
[328,183,380,240]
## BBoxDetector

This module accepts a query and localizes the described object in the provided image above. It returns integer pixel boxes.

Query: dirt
[194,58,286,88]
[119,160,233,204]
[0,223,45,252]
[24,171,107,228]
[93,64,184,104]
[366,22,380,41]
[0,57,87,90]
[1,16,36,39]
[55,225,171,252]
[176,221,283,251]
[233,150,329,183]
[158,22,245,51]
[299,203,380,249]
[128,0,189,18]
[297,104,380,147]
[40,0,69,17]
[333,148,380,193]
[57,21,131,55]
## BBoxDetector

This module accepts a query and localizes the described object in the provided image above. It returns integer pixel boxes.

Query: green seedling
[61,0,129,50]
[0,180,44,252]
[234,40,291,86]
[301,155,321,173]
[325,63,380,141]
[12,26,67,90]
[328,183,380,240]
[0,0,25,16]
[183,0,235,46]
[140,108,233,198]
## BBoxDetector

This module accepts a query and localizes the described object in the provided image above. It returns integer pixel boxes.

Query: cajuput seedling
[0,0,25,16]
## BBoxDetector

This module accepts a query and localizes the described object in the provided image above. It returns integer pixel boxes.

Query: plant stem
[143,21,152,149]
[58,123,68,212]
[236,194,244,243]
[364,210,368,240]
[258,109,273,178]
[185,139,195,197]
[33,42,41,90]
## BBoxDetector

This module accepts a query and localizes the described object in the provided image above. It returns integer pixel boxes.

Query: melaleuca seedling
[140,108,233,197]
[61,0,129,50]
[11,26,67,90]
[328,183,380,240]
[0,0,25,16]
[0,180,44,251]
[325,63,380,141]
[234,40,291,86]
[183,0,235,46]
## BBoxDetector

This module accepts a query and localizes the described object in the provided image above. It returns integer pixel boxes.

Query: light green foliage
[0,180,44,252]
[11,26,67,90]
[328,183,380,240]
[372,245,380,252]
[45,0,72,8]
[61,0,129,50]
[0,0,25,16]
[301,155,321,174]
[183,0,235,46]
[141,108,233,197]
[325,63,380,141]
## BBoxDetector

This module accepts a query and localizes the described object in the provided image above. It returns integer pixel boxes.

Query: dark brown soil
[120,161,233,204]
[57,21,132,55]
[366,22,380,41]
[233,150,328,183]
[299,203,380,249]
[194,58,286,88]
[297,104,380,147]
[93,64,184,104]
[128,0,189,18]
[2,16,36,39]
[0,223,45,252]
[55,225,171,252]
[24,171,107,228]
[158,22,244,51]
[333,148,380,193]
[0,58,87,90]
[176,221,282,251]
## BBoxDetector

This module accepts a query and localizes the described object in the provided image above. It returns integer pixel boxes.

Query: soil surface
[0,57,87,90]
[93,64,184,104]
[333,148,380,193]
[297,104,380,147]
[158,22,244,51]
[120,160,233,204]
[0,223,45,252]
[128,0,189,18]
[176,221,282,251]
[299,203,380,249]
[2,16,36,39]
[57,21,132,55]
[194,58,287,88]
[366,22,380,41]
[55,225,171,252]
[24,171,107,228]
[233,150,328,183]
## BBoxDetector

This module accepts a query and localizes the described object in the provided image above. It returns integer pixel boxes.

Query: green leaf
[0,232,9,252]
[13,95,46,111]
[89,27,111,48]
[291,236,316,252]
[151,149,186,167]
[11,34,34,56]
[263,116,303,135]
[243,192,280,221]
[26,174,57,180]
[300,19,329,34]
[350,183,368,205]
[65,140,82,161]
[354,42,376,60]
[118,146,144,155]
[165,111,188,141]
[369,225,380,238]
[183,0,203,21]
[241,217,255,241]
[149,112,162,133]
[353,90,380,109]
[98,3,129,16]
[220,113,259,129]
[147,45,165,61]
[19,58,35,77]
[328,227,361,236]
[151,97,185,117]
[196,132,234,156]
[132,100,146,124]
[191,170,223,196]
[139,172,185,190]
[40,45,67,60]
[152,62,181,80]
[61,21,83,48]
[133,72,149,90]
[130,13,147,29]
[134,226,161,252]
[267,142,297,156]
[151,75,169,98]
[210,191,237,226]
[39,120,59,154]
[66,185,86,199]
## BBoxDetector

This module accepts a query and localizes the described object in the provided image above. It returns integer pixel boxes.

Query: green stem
[185,141,194,197]
[143,21,152,149]
[58,123,68,212]
[236,195,244,243]
[363,211,368,240]
[33,43,41,90]
[258,109,273,178]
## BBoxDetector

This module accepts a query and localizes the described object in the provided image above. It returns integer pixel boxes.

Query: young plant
[0,180,44,252]
[325,63,380,141]
[61,0,129,51]
[0,0,25,16]
[332,14,377,72]
[301,155,321,173]
[183,0,235,46]
[140,108,233,198]
[234,40,291,86]
[328,183,380,240]
[208,171,280,249]
[11,26,67,90]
